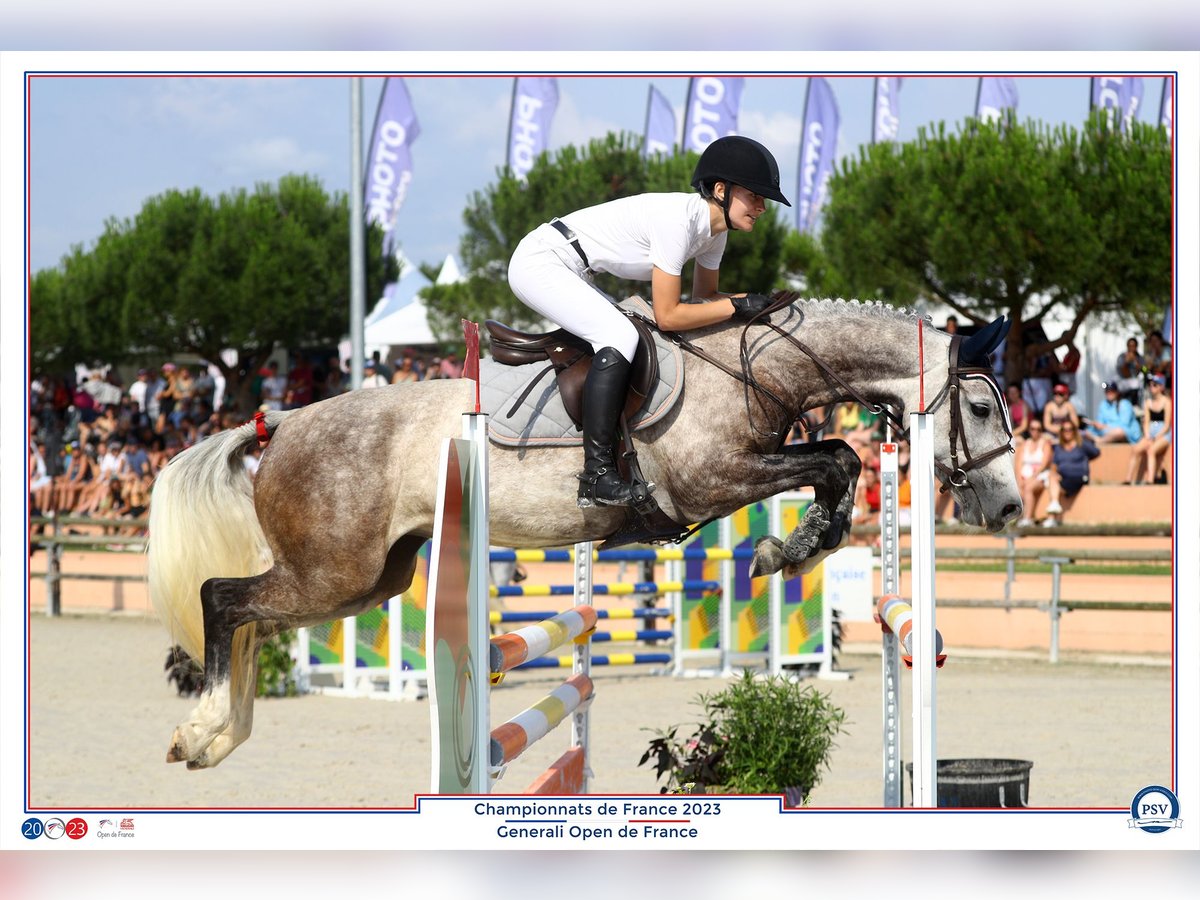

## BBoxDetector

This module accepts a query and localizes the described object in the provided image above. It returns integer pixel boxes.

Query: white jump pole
[908,410,938,808]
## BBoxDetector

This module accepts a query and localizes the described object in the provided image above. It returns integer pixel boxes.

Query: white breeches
[508,223,639,361]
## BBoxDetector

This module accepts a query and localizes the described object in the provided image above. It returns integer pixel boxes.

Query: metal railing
[28,514,148,616]
[28,517,1172,663]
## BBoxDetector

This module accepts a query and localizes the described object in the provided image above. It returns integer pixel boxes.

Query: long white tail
[148,413,289,663]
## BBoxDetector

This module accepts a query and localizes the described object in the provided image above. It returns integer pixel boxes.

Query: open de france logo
[1129,785,1182,833]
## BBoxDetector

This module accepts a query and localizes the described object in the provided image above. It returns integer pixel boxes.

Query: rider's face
[720,183,767,231]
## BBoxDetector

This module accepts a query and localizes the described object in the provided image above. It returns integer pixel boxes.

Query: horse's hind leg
[166,572,271,766]
[182,628,261,770]
[167,535,430,767]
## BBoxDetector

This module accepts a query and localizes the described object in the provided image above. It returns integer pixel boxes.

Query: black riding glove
[730,293,772,320]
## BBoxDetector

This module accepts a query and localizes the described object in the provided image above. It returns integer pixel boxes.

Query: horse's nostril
[1001,503,1022,520]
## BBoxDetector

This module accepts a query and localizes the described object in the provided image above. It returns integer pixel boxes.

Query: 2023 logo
[21,816,89,840]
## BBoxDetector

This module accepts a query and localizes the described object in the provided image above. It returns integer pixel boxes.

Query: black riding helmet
[691,136,792,232]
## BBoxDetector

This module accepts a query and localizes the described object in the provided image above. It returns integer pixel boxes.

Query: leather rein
[621,292,1013,490]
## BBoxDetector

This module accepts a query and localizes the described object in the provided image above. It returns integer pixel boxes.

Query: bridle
[625,292,1014,491]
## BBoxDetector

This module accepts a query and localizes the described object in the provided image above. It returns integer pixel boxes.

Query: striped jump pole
[490,673,595,767]
[489,606,598,675]
[516,653,673,669]
[488,547,754,563]
[490,579,719,598]
[491,608,672,623]
[876,595,946,668]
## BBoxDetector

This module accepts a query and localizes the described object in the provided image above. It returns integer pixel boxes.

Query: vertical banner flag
[365,77,420,258]
[682,76,745,153]
[1159,78,1173,141]
[976,77,1019,123]
[1091,76,1145,131]
[872,77,903,143]
[796,77,840,234]
[643,85,677,157]
[507,77,559,179]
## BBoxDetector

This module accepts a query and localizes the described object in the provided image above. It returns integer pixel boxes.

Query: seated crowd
[29,348,463,536]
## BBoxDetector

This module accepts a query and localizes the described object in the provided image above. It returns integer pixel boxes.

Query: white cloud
[218,136,328,178]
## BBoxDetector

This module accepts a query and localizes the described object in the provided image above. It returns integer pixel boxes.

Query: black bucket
[905,759,1033,808]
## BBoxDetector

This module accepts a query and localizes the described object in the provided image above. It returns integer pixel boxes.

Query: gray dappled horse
[149,297,1021,768]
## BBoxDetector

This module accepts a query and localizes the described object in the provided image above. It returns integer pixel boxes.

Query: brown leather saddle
[484,315,694,547]
[484,315,660,428]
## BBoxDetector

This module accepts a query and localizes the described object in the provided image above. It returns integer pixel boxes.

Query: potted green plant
[638,671,847,806]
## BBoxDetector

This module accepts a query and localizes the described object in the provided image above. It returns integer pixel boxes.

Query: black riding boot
[577,347,635,508]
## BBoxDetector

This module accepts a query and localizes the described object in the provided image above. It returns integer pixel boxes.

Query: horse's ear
[960,316,1010,367]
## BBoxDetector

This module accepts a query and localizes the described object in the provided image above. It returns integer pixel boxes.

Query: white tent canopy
[363,252,463,350]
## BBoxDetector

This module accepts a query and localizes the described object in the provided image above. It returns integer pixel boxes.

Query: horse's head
[927,317,1023,532]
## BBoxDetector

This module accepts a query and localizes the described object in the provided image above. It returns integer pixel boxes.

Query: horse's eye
[970,402,990,418]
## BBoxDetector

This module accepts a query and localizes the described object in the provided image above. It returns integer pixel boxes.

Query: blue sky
[29,71,1173,285]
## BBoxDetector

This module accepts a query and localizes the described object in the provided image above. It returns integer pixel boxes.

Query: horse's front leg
[741,440,861,579]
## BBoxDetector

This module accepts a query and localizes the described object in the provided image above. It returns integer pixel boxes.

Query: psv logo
[1129,785,1182,834]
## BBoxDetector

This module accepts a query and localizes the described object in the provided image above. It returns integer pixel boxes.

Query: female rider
[507,135,791,508]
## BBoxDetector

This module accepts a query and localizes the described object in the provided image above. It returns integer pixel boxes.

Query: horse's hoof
[166,736,188,764]
[166,724,202,765]
[821,512,848,550]
[750,536,785,578]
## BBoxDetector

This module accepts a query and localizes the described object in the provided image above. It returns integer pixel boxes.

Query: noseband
[919,333,1014,490]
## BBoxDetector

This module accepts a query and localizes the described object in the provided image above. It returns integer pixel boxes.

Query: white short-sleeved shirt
[561,193,727,281]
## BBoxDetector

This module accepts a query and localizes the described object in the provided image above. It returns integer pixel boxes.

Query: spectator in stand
[391,353,420,384]
[192,364,217,414]
[1005,383,1032,439]
[172,366,196,427]
[852,463,882,538]
[1114,336,1145,408]
[122,436,153,485]
[1126,374,1173,485]
[1042,383,1080,441]
[29,440,54,515]
[53,443,90,514]
[1058,341,1081,397]
[1015,419,1054,527]
[1022,332,1058,419]
[260,360,288,411]
[424,356,444,380]
[95,477,131,533]
[1044,421,1099,527]
[145,367,166,432]
[1085,382,1141,444]
[320,356,348,399]
[1143,329,1171,389]
[128,368,152,426]
[439,352,464,379]
[285,356,315,409]
[370,350,392,382]
[93,404,120,443]
[154,363,181,432]
[122,474,151,533]
[360,359,389,389]
[943,315,958,334]
[72,378,98,425]
[244,446,262,479]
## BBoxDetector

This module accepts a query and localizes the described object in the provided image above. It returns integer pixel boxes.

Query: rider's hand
[730,293,772,320]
